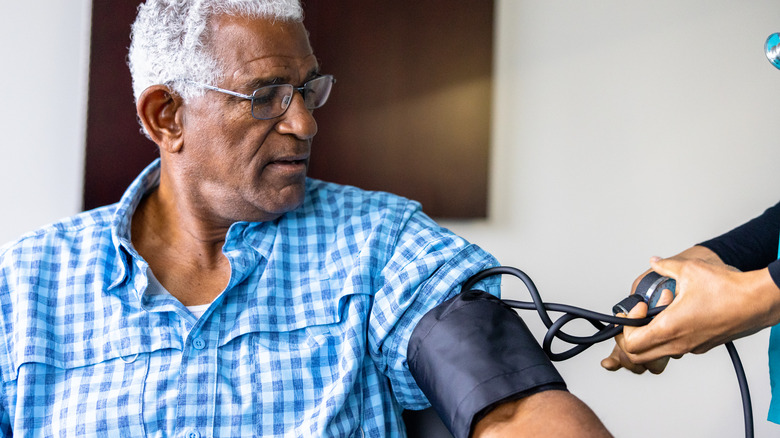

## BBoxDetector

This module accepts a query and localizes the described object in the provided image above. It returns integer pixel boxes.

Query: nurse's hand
[600,287,674,374]
[604,250,780,373]
[619,256,780,362]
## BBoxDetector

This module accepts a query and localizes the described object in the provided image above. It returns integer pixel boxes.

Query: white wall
[443,1,780,437]
[0,1,91,246]
[4,1,780,437]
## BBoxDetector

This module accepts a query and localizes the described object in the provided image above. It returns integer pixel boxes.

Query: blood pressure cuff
[407,290,567,438]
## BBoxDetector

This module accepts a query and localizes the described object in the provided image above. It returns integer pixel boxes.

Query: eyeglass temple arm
[185,81,254,100]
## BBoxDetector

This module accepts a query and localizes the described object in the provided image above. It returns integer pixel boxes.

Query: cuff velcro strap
[407,290,567,438]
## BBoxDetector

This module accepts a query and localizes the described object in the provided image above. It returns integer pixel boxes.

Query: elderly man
[0,1,610,437]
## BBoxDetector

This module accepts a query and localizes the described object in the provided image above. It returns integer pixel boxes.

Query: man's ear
[137,85,185,153]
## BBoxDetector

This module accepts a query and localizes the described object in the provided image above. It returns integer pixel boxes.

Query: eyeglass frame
[185,74,335,120]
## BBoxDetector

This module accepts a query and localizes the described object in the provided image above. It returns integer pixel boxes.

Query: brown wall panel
[84,1,156,210]
[304,1,493,218]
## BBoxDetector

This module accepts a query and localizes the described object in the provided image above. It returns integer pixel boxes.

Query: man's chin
[253,184,307,221]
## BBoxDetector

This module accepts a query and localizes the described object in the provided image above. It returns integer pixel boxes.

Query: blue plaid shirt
[0,160,499,437]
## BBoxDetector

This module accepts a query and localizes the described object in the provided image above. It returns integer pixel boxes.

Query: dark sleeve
[698,201,780,287]
[407,290,566,438]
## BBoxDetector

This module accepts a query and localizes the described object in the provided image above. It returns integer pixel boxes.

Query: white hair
[128,0,304,103]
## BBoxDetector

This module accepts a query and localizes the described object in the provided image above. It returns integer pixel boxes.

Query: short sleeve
[366,209,499,409]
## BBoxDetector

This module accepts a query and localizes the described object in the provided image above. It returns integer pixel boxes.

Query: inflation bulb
[612,271,676,315]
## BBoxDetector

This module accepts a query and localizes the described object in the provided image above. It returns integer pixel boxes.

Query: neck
[133,180,229,262]
[131,170,232,306]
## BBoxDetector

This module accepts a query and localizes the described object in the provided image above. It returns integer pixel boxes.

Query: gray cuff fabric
[407,290,567,438]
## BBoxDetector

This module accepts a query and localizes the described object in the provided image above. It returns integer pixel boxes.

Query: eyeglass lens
[250,75,334,120]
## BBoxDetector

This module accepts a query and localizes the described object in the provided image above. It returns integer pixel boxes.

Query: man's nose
[275,91,317,140]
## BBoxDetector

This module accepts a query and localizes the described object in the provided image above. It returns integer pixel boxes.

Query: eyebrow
[243,67,321,91]
[244,76,284,91]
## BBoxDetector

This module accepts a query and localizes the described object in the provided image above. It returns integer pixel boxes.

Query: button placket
[177,312,220,437]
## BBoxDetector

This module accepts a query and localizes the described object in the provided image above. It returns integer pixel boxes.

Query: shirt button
[192,337,206,350]
[187,430,201,438]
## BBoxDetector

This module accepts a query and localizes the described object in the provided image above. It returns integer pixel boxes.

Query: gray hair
[128,0,304,103]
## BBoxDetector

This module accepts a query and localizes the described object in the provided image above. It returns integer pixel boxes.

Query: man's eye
[252,86,283,106]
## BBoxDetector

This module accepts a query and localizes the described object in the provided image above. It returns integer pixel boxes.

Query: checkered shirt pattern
[0,159,499,437]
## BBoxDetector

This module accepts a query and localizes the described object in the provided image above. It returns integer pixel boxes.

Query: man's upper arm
[366,207,500,410]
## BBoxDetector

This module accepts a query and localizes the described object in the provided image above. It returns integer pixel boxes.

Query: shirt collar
[107,159,162,290]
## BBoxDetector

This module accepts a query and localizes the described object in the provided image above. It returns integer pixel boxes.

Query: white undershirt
[146,269,212,319]
[185,303,211,319]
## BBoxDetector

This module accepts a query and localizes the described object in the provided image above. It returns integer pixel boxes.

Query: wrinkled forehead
[208,14,317,86]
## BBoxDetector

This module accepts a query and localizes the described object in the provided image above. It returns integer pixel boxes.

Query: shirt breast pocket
[11,342,153,437]
[239,289,370,384]
[219,288,372,436]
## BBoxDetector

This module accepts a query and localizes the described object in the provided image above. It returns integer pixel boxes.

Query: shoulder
[294,179,482,267]
[298,179,430,239]
[0,205,120,287]
[1,205,117,257]
[303,178,421,218]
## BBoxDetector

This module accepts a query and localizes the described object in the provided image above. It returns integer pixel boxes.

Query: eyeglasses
[188,74,335,120]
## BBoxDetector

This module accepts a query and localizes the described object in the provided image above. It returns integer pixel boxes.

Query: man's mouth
[270,158,307,167]
[267,157,309,173]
